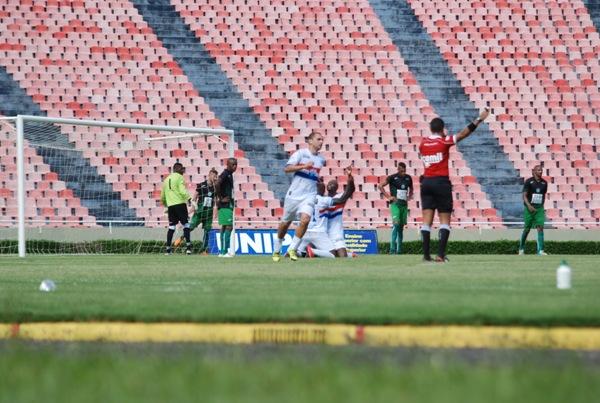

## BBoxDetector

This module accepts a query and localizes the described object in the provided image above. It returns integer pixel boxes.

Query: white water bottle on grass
[556,260,571,290]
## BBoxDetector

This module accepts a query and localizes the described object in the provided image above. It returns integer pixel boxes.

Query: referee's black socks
[420,225,431,260]
[438,224,451,259]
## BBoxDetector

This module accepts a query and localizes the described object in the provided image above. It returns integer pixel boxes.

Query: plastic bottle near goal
[556,260,571,290]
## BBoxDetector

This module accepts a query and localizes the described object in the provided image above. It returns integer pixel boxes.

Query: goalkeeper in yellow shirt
[161,162,192,255]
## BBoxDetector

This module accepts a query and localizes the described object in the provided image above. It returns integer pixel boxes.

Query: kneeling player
[298,169,355,258]
[325,168,356,257]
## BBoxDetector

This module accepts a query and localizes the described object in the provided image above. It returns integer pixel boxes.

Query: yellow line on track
[1,323,599,350]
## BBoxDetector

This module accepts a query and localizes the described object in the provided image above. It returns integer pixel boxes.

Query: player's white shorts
[282,194,315,222]
[332,238,346,250]
[298,231,335,253]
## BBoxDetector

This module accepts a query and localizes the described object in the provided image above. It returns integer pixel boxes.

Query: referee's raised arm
[455,108,490,143]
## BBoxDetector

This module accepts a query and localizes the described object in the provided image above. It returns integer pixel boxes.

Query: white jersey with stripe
[307,195,334,233]
[286,148,326,199]
[326,192,345,241]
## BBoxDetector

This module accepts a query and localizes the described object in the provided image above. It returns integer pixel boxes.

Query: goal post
[2,115,235,257]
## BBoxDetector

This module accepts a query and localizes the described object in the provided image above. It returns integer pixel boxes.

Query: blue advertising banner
[208,229,378,255]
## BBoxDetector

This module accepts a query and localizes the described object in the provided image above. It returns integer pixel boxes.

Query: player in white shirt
[273,131,326,262]
[298,168,355,258]
[325,173,355,257]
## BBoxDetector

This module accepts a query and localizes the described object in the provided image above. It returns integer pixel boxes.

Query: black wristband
[468,122,477,132]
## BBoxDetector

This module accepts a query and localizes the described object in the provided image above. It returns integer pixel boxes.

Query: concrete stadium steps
[129,0,290,201]
[369,0,523,221]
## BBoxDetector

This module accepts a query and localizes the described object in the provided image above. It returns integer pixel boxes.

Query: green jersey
[387,174,413,207]
[216,169,235,209]
[196,180,216,210]
[523,177,548,206]
[160,172,191,207]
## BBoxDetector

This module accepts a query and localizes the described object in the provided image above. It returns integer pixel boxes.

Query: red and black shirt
[418,134,456,177]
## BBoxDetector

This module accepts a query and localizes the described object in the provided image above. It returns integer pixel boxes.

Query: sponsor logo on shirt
[421,152,443,167]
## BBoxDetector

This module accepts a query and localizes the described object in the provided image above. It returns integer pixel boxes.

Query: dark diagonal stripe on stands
[369,0,524,221]
[129,0,290,201]
[584,0,600,36]
[0,65,140,225]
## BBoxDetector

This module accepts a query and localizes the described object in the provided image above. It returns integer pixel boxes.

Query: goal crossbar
[11,115,235,257]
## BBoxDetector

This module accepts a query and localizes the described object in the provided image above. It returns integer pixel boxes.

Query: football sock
[537,231,544,253]
[312,248,335,258]
[438,224,450,258]
[221,230,231,255]
[397,226,403,254]
[519,229,530,250]
[201,228,210,251]
[390,224,398,253]
[289,235,302,251]
[166,228,175,247]
[274,237,283,253]
[183,227,191,243]
[421,225,431,259]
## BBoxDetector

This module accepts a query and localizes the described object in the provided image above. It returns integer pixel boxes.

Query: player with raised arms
[299,167,355,258]
[419,109,490,262]
[325,169,356,257]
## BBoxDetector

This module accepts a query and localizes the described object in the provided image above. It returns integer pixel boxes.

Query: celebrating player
[216,158,237,257]
[419,108,490,262]
[174,168,218,254]
[325,170,356,257]
[161,162,193,255]
[299,168,355,258]
[272,131,326,262]
[518,165,549,256]
[378,162,413,254]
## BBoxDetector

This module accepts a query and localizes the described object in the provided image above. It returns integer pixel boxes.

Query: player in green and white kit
[518,165,549,256]
[378,162,413,254]
[174,168,218,254]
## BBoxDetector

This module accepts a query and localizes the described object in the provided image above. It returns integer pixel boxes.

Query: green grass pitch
[1,254,599,325]
[1,342,599,403]
[1,254,599,403]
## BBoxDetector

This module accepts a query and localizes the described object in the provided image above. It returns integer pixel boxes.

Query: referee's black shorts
[420,176,453,213]
[168,203,189,226]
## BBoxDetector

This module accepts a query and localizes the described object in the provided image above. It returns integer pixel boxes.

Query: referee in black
[418,109,490,262]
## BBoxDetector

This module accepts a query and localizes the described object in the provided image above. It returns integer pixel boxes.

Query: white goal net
[0,115,234,257]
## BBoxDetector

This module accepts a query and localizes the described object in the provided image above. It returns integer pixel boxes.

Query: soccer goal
[0,115,235,257]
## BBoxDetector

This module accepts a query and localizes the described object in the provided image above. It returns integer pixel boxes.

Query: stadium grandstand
[1,0,599,230]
